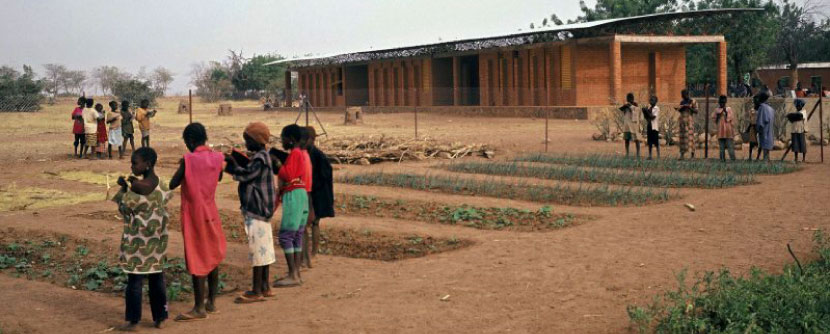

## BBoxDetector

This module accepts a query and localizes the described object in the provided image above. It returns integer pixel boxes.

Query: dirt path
[1,104,828,333]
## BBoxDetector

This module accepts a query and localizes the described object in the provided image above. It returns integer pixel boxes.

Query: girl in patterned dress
[675,89,698,160]
[113,147,171,330]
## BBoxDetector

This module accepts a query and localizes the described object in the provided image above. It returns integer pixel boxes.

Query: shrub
[111,78,157,107]
[628,231,830,334]
[0,65,44,112]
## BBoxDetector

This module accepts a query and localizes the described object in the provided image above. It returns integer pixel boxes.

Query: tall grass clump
[627,231,830,334]
[444,162,755,188]
[337,172,673,207]
[517,153,799,175]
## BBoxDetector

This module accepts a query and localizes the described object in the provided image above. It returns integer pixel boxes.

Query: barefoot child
[95,103,108,159]
[113,147,170,331]
[224,122,277,302]
[170,123,227,320]
[620,93,642,159]
[713,95,736,161]
[273,124,310,287]
[642,95,660,159]
[788,99,808,163]
[81,98,98,159]
[107,101,124,159]
[121,101,136,154]
[675,90,698,160]
[746,95,761,160]
[298,127,314,269]
[72,97,85,158]
[136,99,157,148]
[304,127,334,267]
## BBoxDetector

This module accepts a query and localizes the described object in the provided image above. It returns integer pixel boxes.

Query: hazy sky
[0,0,588,95]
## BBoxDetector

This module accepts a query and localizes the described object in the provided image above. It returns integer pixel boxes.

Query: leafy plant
[516,153,799,175]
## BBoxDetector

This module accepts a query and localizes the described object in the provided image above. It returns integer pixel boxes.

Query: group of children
[618,89,809,163]
[71,97,156,159]
[111,121,334,330]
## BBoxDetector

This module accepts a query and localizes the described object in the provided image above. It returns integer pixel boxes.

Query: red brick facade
[294,35,721,108]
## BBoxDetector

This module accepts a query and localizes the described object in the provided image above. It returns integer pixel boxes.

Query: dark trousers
[125,273,168,323]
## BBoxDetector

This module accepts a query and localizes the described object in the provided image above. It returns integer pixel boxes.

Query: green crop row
[516,153,799,175]
[337,172,673,207]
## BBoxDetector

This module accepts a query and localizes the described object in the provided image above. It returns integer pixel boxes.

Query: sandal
[272,279,301,288]
[234,294,265,304]
[174,312,207,322]
[262,289,276,298]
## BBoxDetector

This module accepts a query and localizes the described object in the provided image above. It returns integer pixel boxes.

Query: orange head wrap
[244,122,270,145]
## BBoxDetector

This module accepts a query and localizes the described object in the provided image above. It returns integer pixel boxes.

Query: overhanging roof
[758,62,830,70]
[270,8,763,69]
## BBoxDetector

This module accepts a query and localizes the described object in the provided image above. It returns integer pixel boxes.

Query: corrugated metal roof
[269,8,763,68]
[758,62,830,70]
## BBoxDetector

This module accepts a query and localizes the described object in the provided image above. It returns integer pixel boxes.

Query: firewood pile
[317,135,494,165]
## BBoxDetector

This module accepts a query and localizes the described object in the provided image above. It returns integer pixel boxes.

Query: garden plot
[516,153,799,175]
[0,183,101,212]
[0,228,248,301]
[336,194,584,232]
[79,207,473,262]
[338,172,673,207]
[443,161,756,188]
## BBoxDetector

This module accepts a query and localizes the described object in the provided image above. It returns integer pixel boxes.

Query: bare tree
[42,63,67,100]
[63,70,87,95]
[150,67,174,96]
[91,66,130,95]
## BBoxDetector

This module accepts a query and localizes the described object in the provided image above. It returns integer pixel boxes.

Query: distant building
[757,62,828,96]
[273,9,760,116]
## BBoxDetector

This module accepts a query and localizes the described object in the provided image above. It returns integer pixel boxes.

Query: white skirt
[243,216,276,267]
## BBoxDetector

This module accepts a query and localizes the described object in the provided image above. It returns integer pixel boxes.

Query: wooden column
[422,59,433,107]
[653,51,661,97]
[284,70,292,107]
[510,54,519,106]
[452,56,461,106]
[716,41,728,96]
[610,40,622,104]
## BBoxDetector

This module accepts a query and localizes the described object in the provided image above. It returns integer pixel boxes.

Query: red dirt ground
[0,102,828,333]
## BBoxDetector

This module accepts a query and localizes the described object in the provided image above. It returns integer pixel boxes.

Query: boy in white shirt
[643,95,660,160]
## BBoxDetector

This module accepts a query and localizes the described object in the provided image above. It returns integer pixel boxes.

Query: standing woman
[675,89,698,160]
[755,92,775,162]
[170,123,227,320]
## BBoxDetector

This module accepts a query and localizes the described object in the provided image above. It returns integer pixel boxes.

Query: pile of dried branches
[318,135,494,165]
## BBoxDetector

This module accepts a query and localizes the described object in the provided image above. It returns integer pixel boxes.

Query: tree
[770,0,824,89]
[42,63,67,100]
[91,66,129,95]
[191,61,233,102]
[63,70,87,95]
[150,67,174,96]
[233,54,287,98]
[111,78,157,106]
[0,65,45,112]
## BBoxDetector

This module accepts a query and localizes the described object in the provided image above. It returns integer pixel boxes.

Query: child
[713,95,736,161]
[95,103,109,159]
[642,95,660,160]
[136,99,157,148]
[273,124,310,287]
[107,101,124,159]
[620,93,641,159]
[298,127,314,269]
[224,122,277,303]
[675,89,698,160]
[170,123,227,320]
[788,99,808,163]
[121,100,136,154]
[113,147,170,331]
[746,95,760,161]
[81,98,98,159]
[304,127,334,266]
[71,97,85,158]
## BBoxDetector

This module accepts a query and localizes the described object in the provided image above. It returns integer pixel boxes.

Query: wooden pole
[820,94,824,163]
[188,89,193,124]
[704,83,710,159]
[414,106,419,139]
[545,110,549,152]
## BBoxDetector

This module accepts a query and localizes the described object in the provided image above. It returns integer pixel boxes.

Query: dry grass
[0,184,102,212]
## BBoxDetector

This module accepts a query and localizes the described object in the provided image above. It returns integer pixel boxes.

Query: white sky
[0,0,589,95]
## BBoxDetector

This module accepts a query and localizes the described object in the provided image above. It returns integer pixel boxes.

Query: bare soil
[0,97,828,333]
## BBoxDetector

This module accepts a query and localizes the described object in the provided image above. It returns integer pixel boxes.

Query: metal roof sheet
[269,8,763,68]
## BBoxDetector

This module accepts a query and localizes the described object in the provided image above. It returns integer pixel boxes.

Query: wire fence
[0,95,44,112]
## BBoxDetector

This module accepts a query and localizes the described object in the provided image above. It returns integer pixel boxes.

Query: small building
[274,9,760,117]
[757,62,828,95]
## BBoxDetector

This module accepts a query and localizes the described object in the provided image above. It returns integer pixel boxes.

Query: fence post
[188,89,193,124]
[545,110,549,152]
[820,94,824,163]
[414,106,418,140]
[704,83,710,159]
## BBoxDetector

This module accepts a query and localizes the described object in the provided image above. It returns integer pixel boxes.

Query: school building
[756,62,829,94]
[273,8,761,118]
